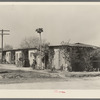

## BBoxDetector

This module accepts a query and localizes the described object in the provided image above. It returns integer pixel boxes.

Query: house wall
[15,51,22,64]
[53,49,60,69]
[6,51,11,63]
[0,52,2,63]
[51,47,69,70]
[60,50,66,67]
[0,53,2,59]
[28,50,44,69]
[28,50,37,66]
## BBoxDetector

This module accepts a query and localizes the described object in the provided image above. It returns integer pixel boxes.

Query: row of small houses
[0,48,38,66]
[0,43,100,71]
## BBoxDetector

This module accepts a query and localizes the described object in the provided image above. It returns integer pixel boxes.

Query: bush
[67,66,72,72]
[51,66,56,71]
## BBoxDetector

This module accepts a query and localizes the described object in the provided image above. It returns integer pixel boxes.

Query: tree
[20,36,50,69]
[60,41,96,71]
[20,36,49,49]
[36,28,43,34]
[35,28,43,68]
[20,36,40,49]
[41,41,50,69]
[4,44,13,50]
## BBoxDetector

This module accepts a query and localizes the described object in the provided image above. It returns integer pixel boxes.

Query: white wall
[60,50,66,67]
[6,52,11,64]
[0,53,2,60]
[53,49,67,69]
[28,50,44,69]
[15,51,22,64]
[53,49,60,69]
[28,50,37,66]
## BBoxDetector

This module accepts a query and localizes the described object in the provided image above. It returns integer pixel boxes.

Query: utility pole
[0,29,10,63]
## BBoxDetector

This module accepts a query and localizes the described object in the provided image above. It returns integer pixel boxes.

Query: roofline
[49,44,98,48]
[0,43,98,53]
[2,47,38,52]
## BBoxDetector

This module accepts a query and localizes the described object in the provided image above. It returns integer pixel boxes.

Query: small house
[49,43,98,71]
[15,50,23,65]
[28,48,37,66]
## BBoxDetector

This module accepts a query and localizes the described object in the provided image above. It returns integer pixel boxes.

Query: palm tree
[36,28,43,69]
[36,28,43,34]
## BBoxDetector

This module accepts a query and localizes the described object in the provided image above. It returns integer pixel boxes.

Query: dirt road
[0,64,100,89]
[0,77,100,89]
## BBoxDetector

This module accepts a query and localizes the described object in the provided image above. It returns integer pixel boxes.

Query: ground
[0,64,100,89]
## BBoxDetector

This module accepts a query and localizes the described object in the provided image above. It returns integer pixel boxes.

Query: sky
[0,3,100,48]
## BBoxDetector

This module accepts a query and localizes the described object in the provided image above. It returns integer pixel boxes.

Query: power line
[0,29,10,63]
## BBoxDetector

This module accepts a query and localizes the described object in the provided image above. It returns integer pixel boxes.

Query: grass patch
[0,69,63,84]
[0,68,100,84]
[64,72,100,78]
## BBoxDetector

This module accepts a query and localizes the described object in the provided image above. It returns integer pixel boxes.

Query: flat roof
[2,47,38,52]
[49,43,98,48]
[0,43,99,53]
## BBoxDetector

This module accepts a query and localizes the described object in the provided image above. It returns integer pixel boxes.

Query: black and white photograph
[0,2,100,94]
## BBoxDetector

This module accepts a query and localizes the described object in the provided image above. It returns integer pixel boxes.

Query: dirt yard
[0,77,100,89]
[0,64,100,89]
